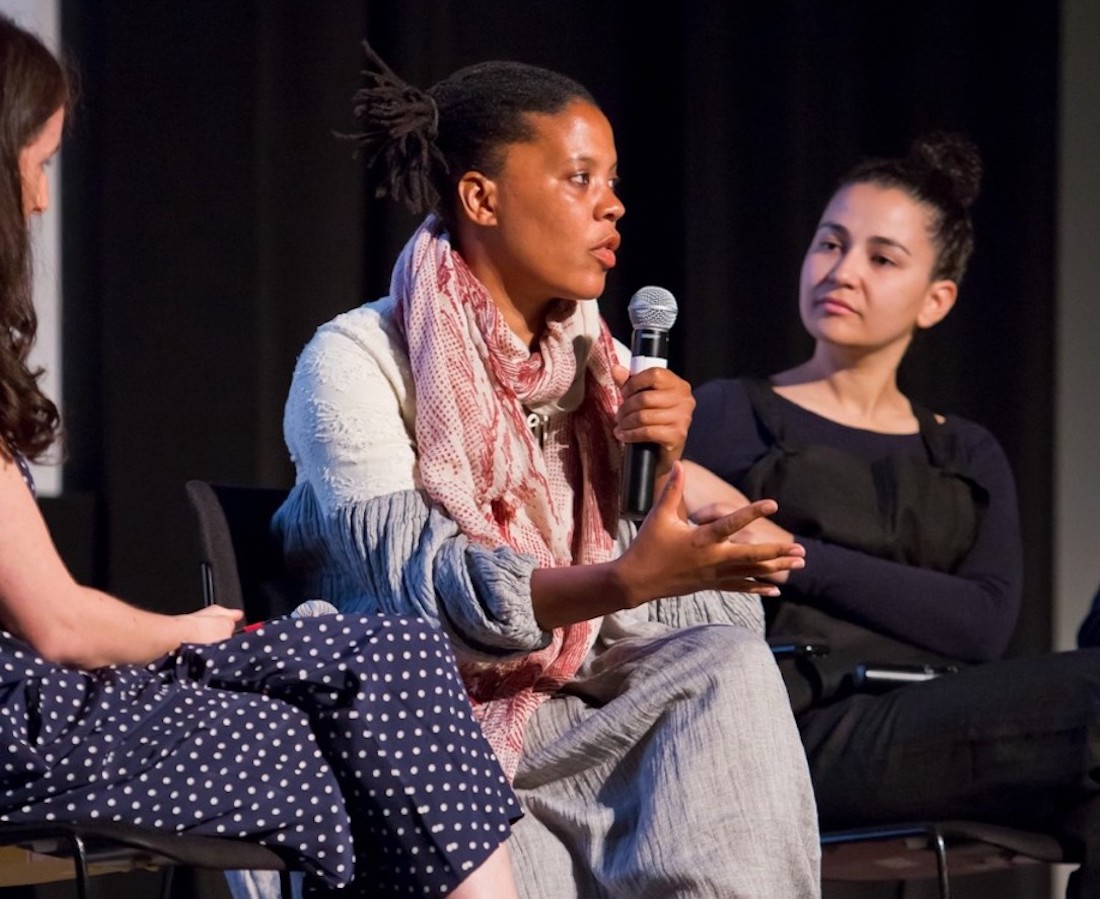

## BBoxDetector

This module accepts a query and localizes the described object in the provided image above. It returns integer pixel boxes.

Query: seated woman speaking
[272,39,821,899]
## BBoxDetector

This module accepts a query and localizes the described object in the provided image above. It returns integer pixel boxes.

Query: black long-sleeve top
[684,378,1023,663]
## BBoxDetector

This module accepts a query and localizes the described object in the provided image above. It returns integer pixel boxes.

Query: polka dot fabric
[0,613,520,895]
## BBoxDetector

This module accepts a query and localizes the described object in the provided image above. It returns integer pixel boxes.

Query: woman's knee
[693,624,782,681]
[340,611,447,652]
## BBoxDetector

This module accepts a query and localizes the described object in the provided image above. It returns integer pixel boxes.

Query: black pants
[798,648,1100,898]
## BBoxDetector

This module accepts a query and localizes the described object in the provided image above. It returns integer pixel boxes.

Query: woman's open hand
[615,461,805,604]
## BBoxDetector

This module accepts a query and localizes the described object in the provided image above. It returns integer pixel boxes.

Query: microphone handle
[628,328,670,375]
[621,441,659,521]
[620,327,670,521]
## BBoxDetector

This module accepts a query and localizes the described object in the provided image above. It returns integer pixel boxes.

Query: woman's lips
[592,234,620,269]
[816,297,857,314]
[593,246,617,268]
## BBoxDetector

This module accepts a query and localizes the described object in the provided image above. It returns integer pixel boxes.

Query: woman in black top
[684,133,1100,899]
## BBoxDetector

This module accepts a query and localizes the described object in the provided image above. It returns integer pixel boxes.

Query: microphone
[289,599,339,619]
[242,599,339,632]
[620,286,678,521]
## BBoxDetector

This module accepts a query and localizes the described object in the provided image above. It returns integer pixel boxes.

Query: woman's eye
[570,172,590,186]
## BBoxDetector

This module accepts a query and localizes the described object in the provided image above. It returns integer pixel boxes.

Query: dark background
[31,2,1062,896]
[52,0,1058,653]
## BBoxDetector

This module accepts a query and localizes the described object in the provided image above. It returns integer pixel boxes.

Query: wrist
[607,556,644,610]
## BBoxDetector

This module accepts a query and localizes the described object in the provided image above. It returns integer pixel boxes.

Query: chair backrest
[184,480,299,624]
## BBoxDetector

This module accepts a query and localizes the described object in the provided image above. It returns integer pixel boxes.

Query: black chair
[0,821,293,898]
[819,819,1070,896]
[770,643,1077,897]
[1075,580,1100,648]
[183,480,297,621]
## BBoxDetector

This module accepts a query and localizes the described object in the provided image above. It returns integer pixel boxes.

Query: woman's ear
[916,279,958,330]
[456,171,497,226]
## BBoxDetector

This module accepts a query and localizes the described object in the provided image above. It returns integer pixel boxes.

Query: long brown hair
[0,13,70,462]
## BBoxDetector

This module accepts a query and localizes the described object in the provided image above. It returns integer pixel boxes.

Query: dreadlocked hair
[345,41,596,229]
[0,14,70,462]
[344,41,445,214]
[841,131,982,283]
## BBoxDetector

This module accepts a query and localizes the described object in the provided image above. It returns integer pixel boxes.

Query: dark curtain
[58,0,1057,665]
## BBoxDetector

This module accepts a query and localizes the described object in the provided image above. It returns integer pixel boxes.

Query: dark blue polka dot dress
[1,461,519,895]
[0,616,521,894]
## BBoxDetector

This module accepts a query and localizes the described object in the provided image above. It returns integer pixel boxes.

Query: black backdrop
[54,1,1057,659]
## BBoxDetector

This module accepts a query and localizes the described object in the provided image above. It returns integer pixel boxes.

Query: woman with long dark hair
[0,15,521,897]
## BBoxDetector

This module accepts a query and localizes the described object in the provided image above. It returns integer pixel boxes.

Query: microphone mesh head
[628,286,678,331]
[291,599,340,618]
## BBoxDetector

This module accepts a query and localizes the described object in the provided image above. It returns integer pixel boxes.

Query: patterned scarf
[392,216,621,778]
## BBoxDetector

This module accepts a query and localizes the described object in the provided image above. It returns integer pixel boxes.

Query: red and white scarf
[392,215,622,778]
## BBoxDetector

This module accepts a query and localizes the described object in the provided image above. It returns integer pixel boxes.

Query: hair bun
[908,131,982,209]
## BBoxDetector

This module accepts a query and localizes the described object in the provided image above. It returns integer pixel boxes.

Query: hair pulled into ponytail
[343,40,596,230]
[344,41,446,215]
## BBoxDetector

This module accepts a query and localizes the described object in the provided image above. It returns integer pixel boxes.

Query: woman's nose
[599,185,624,222]
[829,251,858,286]
[24,174,49,217]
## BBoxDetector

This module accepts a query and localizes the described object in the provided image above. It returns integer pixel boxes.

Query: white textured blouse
[275,296,763,661]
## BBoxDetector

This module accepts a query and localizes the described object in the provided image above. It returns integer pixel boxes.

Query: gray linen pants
[510,619,821,898]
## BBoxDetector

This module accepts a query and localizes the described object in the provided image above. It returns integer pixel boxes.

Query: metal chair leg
[930,828,950,899]
[64,832,90,899]
[159,865,176,899]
